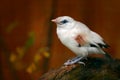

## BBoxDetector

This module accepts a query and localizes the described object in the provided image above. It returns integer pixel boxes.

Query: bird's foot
[64,56,86,66]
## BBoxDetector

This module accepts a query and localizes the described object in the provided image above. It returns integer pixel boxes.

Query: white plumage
[52,16,109,65]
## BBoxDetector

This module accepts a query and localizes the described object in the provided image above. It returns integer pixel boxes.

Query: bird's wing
[74,22,109,48]
[89,31,110,48]
[75,31,109,48]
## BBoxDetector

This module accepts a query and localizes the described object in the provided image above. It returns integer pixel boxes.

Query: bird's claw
[78,61,85,66]
[64,56,86,66]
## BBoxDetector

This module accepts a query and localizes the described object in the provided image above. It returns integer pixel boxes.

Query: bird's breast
[57,28,78,48]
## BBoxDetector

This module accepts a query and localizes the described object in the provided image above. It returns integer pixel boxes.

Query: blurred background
[0,0,120,80]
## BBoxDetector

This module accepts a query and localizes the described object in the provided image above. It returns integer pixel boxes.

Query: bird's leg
[64,56,86,66]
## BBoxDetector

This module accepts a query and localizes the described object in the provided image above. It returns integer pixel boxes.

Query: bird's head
[51,16,76,29]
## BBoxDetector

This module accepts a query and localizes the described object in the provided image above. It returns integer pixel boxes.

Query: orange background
[0,0,120,80]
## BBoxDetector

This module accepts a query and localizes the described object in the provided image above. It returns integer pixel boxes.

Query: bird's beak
[51,19,57,23]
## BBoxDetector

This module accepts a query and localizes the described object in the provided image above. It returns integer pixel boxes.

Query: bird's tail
[104,51,114,62]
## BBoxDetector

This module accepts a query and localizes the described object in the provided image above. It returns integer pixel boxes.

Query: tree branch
[39,57,120,80]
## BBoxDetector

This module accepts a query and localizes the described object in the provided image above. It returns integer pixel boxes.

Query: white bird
[51,16,110,65]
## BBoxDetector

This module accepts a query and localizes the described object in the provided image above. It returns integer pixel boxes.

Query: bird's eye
[61,19,68,24]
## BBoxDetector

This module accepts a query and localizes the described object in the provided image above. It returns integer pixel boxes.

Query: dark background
[0,0,120,80]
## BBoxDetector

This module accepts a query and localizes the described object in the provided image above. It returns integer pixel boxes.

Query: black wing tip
[90,43,110,48]
[90,44,98,47]
[103,41,110,48]
[97,43,110,48]
[105,44,110,48]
